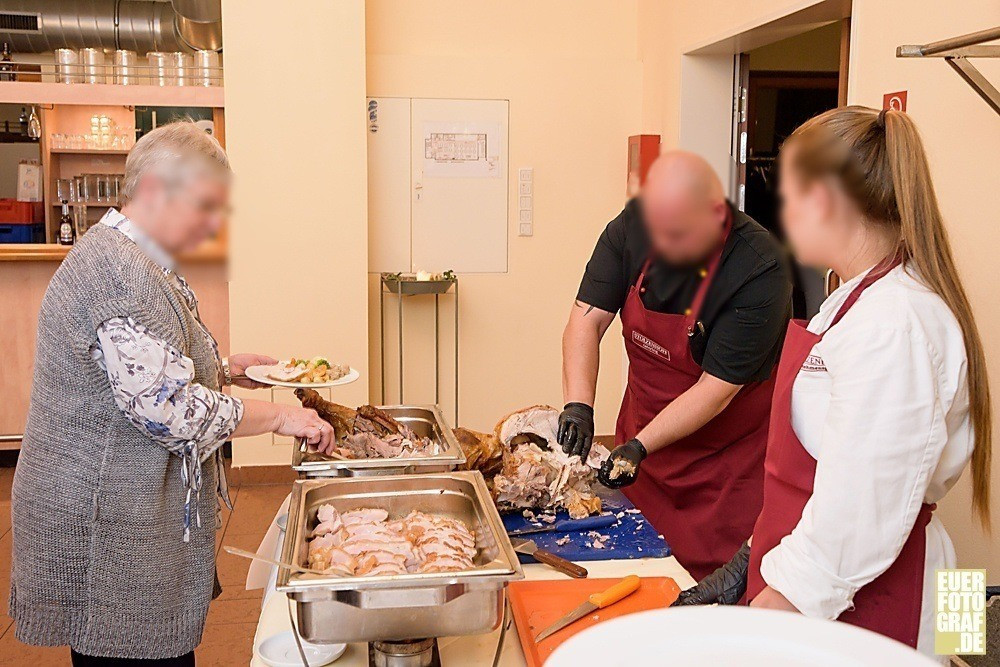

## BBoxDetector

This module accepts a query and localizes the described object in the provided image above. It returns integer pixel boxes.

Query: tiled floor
[0,456,288,666]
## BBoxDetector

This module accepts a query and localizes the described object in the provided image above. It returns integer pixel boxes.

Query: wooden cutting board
[508,576,681,666]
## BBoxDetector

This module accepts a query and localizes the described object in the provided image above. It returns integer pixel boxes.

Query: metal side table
[379,273,459,423]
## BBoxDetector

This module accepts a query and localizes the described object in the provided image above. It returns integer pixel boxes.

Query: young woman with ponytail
[676,106,991,660]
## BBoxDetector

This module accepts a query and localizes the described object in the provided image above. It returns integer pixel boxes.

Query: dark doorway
[745,72,837,319]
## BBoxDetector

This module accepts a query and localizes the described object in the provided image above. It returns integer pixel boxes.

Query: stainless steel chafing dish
[291,404,466,478]
[276,472,523,643]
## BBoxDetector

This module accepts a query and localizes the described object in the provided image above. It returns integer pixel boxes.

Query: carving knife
[507,514,618,537]
[534,575,642,643]
[509,537,588,579]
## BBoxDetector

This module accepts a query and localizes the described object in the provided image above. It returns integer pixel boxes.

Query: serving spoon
[222,545,330,576]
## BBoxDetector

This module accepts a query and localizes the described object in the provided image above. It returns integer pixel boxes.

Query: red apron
[747,256,933,648]
[616,217,776,580]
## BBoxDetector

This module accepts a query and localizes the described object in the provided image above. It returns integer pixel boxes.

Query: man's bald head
[640,151,729,265]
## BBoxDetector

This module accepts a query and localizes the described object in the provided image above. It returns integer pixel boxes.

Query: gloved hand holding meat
[671,540,751,606]
[557,402,595,459]
[597,438,647,488]
[455,405,611,518]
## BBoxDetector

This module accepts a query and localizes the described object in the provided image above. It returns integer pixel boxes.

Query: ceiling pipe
[170,0,221,51]
[0,0,222,53]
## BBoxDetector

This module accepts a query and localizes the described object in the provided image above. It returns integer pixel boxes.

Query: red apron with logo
[616,218,776,580]
[747,257,932,648]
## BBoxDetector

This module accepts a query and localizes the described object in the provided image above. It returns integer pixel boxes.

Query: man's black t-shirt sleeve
[575,208,630,314]
[700,260,792,385]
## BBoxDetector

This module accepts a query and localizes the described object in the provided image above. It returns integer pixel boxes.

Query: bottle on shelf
[58,200,76,246]
[0,43,14,82]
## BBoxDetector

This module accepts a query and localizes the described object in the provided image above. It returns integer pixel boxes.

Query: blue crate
[0,223,45,244]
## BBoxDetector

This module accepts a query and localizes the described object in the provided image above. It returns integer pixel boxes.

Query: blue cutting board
[501,492,670,562]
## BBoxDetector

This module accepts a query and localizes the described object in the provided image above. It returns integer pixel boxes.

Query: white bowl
[257,631,346,667]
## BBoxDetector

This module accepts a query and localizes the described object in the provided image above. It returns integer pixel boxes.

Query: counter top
[0,241,228,263]
[251,557,696,666]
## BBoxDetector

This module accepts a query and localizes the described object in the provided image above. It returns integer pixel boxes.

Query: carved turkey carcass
[456,405,610,519]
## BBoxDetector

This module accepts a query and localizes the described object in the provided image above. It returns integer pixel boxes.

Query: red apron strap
[827,254,903,329]
[685,209,733,333]
[634,257,654,291]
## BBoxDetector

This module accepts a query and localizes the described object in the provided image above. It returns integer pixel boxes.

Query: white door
[410,98,509,273]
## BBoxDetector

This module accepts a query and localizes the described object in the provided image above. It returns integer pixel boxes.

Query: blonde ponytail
[883,111,992,529]
[786,106,993,529]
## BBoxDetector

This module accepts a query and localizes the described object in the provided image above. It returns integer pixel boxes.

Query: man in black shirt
[557,151,791,578]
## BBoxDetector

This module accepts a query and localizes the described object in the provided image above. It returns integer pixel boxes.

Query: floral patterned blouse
[90,209,242,538]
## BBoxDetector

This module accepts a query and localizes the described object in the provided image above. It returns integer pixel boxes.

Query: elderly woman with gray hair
[9,122,336,666]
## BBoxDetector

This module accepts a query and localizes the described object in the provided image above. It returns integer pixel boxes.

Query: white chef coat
[758,263,974,661]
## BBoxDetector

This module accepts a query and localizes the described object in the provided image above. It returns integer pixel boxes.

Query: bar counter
[0,243,230,441]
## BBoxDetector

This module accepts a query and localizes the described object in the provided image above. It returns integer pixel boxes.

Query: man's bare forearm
[635,372,741,453]
[562,301,615,406]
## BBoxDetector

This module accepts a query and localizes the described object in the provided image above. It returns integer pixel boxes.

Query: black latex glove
[557,402,595,459]
[672,541,751,606]
[597,438,647,489]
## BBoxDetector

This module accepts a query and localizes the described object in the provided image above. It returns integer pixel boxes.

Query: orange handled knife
[533,575,641,643]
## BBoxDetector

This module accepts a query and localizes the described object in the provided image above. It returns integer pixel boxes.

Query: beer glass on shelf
[73,204,88,237]
[75,175,89,204]
[56,179,72,203]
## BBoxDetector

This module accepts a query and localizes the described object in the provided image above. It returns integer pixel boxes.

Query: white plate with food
[245,358,359,388]
[257,630,346,667]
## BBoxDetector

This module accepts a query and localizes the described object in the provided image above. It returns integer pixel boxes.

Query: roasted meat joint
[295,389,438,458]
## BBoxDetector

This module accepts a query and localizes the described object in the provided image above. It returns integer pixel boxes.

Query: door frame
[678,1,852,195]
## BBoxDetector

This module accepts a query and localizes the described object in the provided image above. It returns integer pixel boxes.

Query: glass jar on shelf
[55,48,80,84]
[147,52,176,86]
[79,48,106,84]
[113,49,140,85]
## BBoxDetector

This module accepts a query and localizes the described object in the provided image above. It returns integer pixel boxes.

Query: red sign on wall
[883,91,908,111]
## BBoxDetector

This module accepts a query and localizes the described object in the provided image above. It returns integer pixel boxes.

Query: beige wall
[366,0,643,433]
[222,0,369,466]
[637,0,1000,570]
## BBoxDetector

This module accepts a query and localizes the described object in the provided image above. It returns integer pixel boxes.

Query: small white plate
[257,631,346,667]
[245,364,360,389]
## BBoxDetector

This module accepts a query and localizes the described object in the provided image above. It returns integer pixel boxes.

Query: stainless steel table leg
[379,285,385,405]
[454,280,459,425]
[397,283,404,404]
[434,293,440,405]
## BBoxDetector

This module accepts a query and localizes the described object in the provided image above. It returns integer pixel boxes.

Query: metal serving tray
[291,404,466,478]
[277,472,523,643]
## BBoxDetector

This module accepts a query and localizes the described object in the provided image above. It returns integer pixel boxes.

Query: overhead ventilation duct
[170,0,221,52]
[0,0,222,54]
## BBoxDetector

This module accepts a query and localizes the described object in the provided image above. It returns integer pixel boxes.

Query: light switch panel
[518,167,533,237]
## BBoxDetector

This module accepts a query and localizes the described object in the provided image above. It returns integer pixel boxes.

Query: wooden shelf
[0,239,227,263]
[50,148,130,155]
[0,243,69,261]
[0,81,224,108]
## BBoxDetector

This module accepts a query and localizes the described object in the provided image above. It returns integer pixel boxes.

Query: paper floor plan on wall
[423,121,502,177]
